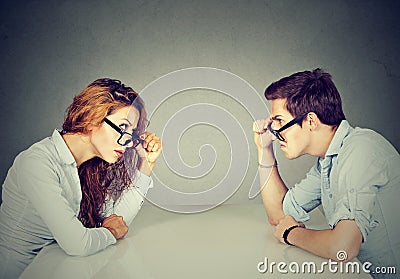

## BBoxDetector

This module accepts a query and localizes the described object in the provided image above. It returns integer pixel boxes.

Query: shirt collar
[325,120,352,157]
[51,129,77,166]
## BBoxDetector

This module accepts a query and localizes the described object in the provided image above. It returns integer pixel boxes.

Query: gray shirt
[0,130,153,278]
[283,120,400,278]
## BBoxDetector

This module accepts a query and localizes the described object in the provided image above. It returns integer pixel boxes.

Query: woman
[0,78,162,278]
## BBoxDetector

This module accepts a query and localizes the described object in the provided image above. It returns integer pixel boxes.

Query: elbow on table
[263,203,285,226]
[266,211,285,226]
[328,241,361,262]
[268,216,280,226]
[59,236,98,257]
[61,243,93,257]
[328,221,362,262]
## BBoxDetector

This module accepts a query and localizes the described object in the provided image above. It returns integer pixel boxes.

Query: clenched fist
[102,214,128,240]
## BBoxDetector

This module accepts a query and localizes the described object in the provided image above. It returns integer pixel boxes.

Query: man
[253,68,399,278]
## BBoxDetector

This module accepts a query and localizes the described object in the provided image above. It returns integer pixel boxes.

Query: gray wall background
[1,0,399,205]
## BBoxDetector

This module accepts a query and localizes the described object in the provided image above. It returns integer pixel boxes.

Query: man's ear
[306,112,320,131]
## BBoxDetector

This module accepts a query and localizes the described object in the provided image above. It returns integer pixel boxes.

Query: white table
[21,204,371,278]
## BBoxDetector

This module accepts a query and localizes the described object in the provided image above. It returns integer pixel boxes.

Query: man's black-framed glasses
[267,112,309,142]
[103,118,144,147]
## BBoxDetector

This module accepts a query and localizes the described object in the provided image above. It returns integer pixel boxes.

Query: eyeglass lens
[118,133,143,147]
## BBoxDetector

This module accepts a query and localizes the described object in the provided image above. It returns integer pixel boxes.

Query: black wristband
[283,225,301,246]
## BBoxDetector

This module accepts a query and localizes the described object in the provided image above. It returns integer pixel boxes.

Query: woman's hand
[135,132,162,175]
[102,214,128,240]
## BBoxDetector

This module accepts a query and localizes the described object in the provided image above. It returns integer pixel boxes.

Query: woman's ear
[86,125,94,132]
[86,123,100,133]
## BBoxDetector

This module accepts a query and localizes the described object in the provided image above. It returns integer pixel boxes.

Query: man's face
[270,99,311,159]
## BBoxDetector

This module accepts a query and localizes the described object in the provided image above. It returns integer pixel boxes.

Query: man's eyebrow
[270,115,284,120]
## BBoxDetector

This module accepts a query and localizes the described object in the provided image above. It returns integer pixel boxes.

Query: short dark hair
[264,68,345,126]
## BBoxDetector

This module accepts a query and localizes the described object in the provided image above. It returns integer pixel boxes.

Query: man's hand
[253,119,274,150]
[274,215,304,244]
[102,214,128,240]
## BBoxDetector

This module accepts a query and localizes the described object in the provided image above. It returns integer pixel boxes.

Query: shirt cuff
[133,171,153,197]
[100,227,117,245]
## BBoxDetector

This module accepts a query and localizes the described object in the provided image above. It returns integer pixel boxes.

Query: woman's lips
[114,150,124,158]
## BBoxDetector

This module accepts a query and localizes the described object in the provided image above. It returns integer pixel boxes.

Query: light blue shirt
[0,130,153,278]
[283,120,400,276]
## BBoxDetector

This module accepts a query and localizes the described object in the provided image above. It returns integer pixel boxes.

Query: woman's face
[89,106,140,163]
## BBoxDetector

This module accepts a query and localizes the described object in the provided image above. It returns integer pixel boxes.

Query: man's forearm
[258,147,288,225]
[285,220,362,261]
[287,227,336,259]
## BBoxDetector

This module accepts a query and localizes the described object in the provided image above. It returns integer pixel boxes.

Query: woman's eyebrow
[121,118,132,126]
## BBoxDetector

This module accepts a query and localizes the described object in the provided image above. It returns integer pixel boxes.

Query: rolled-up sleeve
[328,139,390,242]
[283,162,322,222]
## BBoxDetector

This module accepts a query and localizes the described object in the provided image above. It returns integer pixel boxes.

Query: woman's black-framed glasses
[103,118,144,147]
[267,113,309,142]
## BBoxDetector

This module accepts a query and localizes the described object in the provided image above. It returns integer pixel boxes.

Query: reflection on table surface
[21,204,371,279]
